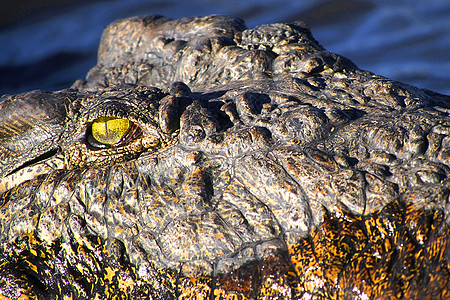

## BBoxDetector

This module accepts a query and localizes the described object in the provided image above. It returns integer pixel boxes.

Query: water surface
[1,0,449,95]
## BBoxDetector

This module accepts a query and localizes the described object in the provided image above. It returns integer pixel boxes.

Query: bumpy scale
[0,15,449,299]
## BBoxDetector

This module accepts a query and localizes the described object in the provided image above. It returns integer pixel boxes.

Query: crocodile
[1,15,450,299]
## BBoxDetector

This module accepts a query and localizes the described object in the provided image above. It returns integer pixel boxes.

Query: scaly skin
[0,15,449,299]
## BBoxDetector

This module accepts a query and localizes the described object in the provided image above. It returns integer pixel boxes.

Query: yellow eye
[91,116,130,145]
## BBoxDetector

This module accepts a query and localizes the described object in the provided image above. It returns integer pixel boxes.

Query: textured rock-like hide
[1,15,449,299]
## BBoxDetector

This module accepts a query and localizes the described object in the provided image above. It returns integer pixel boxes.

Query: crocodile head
[1,15,449,299]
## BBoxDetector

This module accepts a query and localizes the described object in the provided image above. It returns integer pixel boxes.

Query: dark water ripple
[0,0,449,95]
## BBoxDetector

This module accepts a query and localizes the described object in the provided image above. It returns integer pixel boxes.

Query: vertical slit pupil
[91,117,130,146]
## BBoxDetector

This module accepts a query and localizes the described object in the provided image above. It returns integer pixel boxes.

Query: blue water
[0,0,449,95]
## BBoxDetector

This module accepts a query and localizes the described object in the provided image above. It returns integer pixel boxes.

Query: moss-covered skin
[1,15,449,299]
